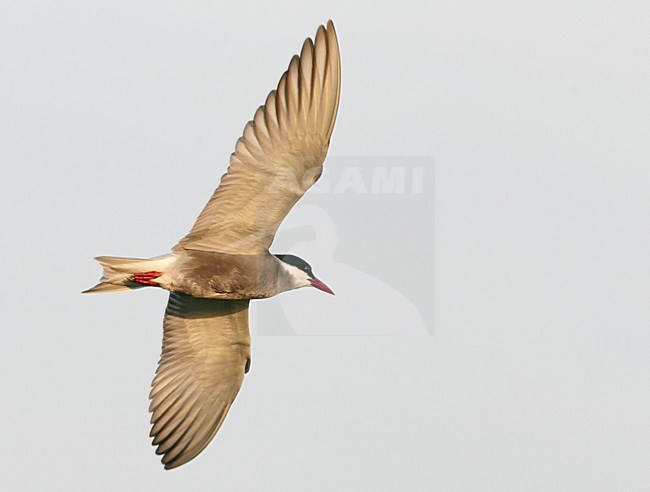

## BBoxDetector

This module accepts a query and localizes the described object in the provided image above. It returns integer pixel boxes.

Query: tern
[85,21,340,469]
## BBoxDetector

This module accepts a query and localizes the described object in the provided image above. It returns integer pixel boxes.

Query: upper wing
[175,20,341,254]
[149,293,251,470]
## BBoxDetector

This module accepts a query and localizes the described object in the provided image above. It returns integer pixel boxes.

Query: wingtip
[325,20,338,39]
[327,20,339,44]
[161,454,187,471]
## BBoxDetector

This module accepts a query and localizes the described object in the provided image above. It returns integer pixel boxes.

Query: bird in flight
[84,20,340,469]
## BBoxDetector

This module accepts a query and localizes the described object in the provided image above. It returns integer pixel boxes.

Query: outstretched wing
[175,20,341,254]
[149,293,251,469]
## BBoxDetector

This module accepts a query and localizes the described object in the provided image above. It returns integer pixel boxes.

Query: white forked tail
[83,255,174,294]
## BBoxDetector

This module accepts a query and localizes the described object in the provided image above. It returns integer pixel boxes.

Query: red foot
[133,271,163,286]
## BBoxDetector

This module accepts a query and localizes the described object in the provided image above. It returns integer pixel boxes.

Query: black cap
[274,254,315,278]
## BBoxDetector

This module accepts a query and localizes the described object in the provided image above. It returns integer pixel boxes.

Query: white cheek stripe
[280,262,311,286]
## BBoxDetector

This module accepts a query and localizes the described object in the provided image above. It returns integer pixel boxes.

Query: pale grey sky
[2,1,650,490]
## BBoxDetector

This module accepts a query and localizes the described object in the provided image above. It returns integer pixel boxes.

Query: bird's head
[275,254,334,295]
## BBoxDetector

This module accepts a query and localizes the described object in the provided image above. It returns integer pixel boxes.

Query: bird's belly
[160,251,280,300]
[162,275,273,300]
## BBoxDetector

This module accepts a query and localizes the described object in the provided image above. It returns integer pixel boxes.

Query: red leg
[133,271,163,287]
